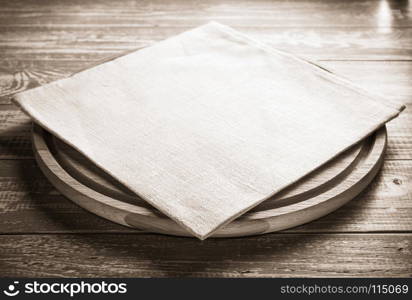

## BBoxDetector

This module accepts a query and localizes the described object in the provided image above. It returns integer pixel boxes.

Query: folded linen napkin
[14,22,404,239]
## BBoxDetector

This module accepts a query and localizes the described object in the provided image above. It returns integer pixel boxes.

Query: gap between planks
[1,231,412,236]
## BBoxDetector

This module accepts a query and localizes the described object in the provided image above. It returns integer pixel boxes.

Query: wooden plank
[0,0,410,277]
[12,22,407,240]
[1,27,412,61]
[0,0,411,28]
[325,62,412,103]
[1,106,410,160]
[386,113,412,160]
[0,110,32,159]
[0,159,410,234]
[0,233,411,277]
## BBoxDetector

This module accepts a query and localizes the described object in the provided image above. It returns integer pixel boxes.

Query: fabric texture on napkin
[14,22,404,239]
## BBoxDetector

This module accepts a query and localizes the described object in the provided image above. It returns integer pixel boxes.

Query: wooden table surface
[0,0,411,277]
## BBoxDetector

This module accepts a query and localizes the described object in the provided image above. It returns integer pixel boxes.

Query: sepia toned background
[0,0,411,277]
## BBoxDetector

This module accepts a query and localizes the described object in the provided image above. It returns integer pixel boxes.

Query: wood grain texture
[1,0,410,65]
[0,0,410,28]
[1,27,412,61]
[0,233,411,277]
[0,0,411,277]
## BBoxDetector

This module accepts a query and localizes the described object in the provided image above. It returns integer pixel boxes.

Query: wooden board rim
[32,124,387,238]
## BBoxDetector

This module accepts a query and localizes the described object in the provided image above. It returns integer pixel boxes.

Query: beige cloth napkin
[14,22,404,239]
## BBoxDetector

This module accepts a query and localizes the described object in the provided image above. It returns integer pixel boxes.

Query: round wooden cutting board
[32,124,387,238]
